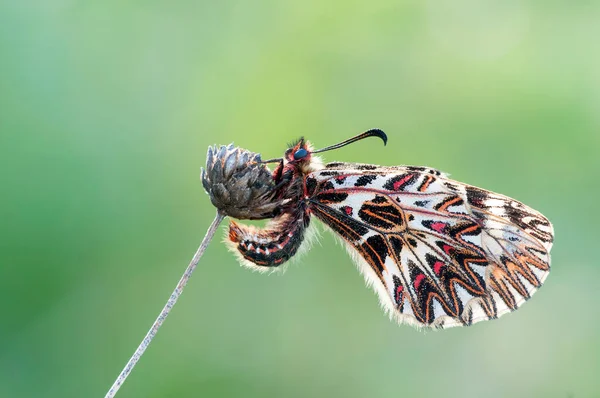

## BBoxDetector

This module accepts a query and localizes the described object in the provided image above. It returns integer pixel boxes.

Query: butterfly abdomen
[228,212,309,268]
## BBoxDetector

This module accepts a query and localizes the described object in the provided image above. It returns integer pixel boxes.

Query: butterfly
[204,129,554,329]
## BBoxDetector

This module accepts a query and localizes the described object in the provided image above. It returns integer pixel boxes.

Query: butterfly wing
[306,163,553,329]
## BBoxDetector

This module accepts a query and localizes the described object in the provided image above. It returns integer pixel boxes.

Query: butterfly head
[282,138,322,174]
[285,138,311,162]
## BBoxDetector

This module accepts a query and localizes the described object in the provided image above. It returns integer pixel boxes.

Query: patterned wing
[306,162,553,329]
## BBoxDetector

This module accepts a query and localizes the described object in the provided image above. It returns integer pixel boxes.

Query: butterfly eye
[293,148,308,160]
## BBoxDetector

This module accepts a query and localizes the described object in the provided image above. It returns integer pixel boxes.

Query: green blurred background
[1,1,599,397]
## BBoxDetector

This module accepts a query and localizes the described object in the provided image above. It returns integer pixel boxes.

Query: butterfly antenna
[312,129,387,154]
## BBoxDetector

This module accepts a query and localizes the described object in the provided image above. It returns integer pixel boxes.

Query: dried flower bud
[201,144,282,219]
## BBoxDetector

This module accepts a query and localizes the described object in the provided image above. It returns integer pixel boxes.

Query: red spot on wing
[393,174,414,191]
[433,261,444,275]
[431,222,447,233]
[414,274,426,290]
[442,244,453,255]
[395,285,404,303]
[342,206,353,215]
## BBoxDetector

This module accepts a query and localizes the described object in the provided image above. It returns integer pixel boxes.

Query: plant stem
[104,211,226,398]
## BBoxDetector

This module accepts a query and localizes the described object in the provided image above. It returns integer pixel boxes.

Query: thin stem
[104,211,226,398]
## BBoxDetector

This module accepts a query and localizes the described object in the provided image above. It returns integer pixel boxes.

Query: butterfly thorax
[271,139,323,202]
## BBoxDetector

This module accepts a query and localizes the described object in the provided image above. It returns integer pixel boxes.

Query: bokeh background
[1,1,599,397]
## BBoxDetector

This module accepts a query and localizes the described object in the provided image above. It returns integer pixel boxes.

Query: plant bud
[201,144,282,219]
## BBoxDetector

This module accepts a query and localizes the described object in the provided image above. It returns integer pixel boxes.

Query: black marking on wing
[361,235,388,274]
[355,175,378,187]
[315,192,349,204]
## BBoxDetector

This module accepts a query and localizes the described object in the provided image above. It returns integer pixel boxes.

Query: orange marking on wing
[511,253,543,287]
[446,278,483,315]
[437,196,462,212]
[418,175,434,192]
[361,209,395,225]
[489,268,518,309]
[459,257,488,294]
[360,198,406,232]
[425,291,459,322]
[479,296,496,318]
[517,250,549,271]
[502,260,530,297]
[453,223,485,255]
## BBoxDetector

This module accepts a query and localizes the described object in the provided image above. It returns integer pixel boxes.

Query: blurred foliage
[0,1,599,397]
